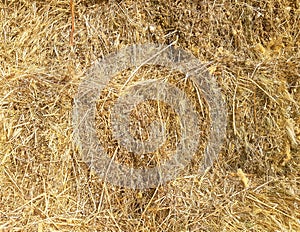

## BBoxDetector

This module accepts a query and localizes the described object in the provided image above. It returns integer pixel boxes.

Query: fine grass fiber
[0,0,299,231]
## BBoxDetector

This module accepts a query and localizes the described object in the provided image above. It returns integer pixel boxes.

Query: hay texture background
[0,0,299,231]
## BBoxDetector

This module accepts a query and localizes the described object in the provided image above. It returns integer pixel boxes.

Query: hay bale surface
[0,0,299,231]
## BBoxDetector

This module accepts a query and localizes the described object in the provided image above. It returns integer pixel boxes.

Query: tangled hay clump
[0,0,299,231]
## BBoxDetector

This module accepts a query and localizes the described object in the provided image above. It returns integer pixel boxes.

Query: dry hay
[0,0,299,231]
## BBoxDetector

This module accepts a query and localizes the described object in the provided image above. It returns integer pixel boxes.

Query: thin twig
[70,0,75,46]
